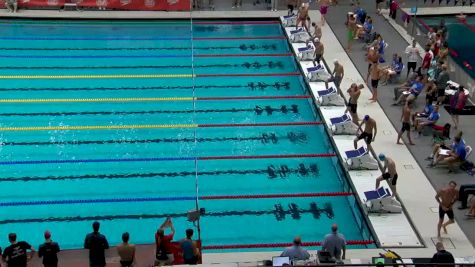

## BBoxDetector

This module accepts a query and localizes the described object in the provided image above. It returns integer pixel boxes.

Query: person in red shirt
[450,86,467,129]
[421,45,433,78]
[154,217,175,266]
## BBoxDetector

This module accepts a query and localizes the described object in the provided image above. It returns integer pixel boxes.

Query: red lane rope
[197,95,311,101]
[460,19,475,33]
[194,21,280,25]
[198,121,322,128]
[201,192,352,200]
[197,72,301,77]
[203,240,374,250]
[199,153,335,160]
[194,36,286,40]
[195,53,292,58]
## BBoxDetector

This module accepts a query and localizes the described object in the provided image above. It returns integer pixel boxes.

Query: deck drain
[403,164,414,169]
[431,237,455,249]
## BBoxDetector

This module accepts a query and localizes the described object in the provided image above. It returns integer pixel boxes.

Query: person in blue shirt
[412,98,434,123]
[430,136,466,169]
[394,75,423,105]
[415,105,440,135]
[381,54,403,85]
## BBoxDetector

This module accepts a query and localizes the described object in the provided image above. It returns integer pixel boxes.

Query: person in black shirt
[38,231,60,267]
[430,242,455,266]
[84,221,109,267]
[1,233,35,267]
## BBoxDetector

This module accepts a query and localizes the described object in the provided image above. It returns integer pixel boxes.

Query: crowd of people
[0,219,200,267]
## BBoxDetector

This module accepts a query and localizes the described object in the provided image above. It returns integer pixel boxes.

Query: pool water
[0,20,373,251]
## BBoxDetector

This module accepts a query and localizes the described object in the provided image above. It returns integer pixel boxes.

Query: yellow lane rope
[0,74,194,79]
[0,124,199,131]
[0,97,195,103]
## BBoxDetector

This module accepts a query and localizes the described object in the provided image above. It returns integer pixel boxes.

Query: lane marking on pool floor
[0,72,300,79]
[0,192,353,207]
[0,121,321,132]
[0,95,310,103]
[0,53,292,59]
[0,152,335,166]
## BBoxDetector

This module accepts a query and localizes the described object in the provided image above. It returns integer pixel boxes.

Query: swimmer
[354,115,377,149]
[396,101,415,145]
[296,3,310,30]
[312,38,324,66]
[435,181,458,239]
[375,153,398,194]
[346,83,364,124]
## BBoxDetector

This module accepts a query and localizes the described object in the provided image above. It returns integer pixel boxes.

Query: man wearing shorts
[368,61,381,101]
[354,115,377,149]
[405,39,420,77]
[397,101,415,145]
[296,3,309,30]
[375,154,398,194]
[435,181,458,238]
[346,83,363,124]
[319,0,330,26]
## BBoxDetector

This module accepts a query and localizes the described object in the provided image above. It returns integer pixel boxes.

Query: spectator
[375,153,399,194]
[280,236,310,261]
[429,135,466,169]
[322,224,346,261]
[438,42,449,63]
[450,86,467,129]
[180,229,200,265]
[155,217,175,266]
[117,232,135,267]
[270,0,278,11]
[427,131,463,163]
[421,45,434,78]
[346,14,357,52]
[38,231,60,267]
[389,0,398,19]
[319,0,331,26]
[2,233,35,267]
[405,39,420,77]
[435,181,458,238]
[411,98,434,124]
[287,0,297,15]
[393,75,423,105]
[380,54,403,85]
[84,221,109,267]
[5,0,18,13]
[414,105,440,136]
[425,80,437,104]
[435,64,450,105]
[430,242,455,265]
[458,184,475,210]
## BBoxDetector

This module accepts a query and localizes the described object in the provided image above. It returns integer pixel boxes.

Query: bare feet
[443,225,448,234]
[397,142,403,145]
[410,142,415,145]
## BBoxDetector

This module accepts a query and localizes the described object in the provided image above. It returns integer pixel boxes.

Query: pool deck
[0,7,474,266]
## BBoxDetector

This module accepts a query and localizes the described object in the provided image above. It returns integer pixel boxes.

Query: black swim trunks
[439,205,454,220]
[401,122,410,132]
[371,79,379,88]
[348,103,357,113]
[437,88,445,98]
[382,172,398,185]
[357,132,372,144]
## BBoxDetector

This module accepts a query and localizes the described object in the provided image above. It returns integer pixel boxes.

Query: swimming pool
[0,19,374,251]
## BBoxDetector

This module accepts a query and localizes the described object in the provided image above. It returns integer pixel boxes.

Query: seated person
[353,4,366,24]
[466,196,475,217]
[394,75,424,105]
[280,236,310,261]
[412,98,434,123]
[428,131,463,162]
[380,54,403,85]
[415,105,440,135]
[429,135,466,168]
[356,17,373,39]
[393,72,418,100]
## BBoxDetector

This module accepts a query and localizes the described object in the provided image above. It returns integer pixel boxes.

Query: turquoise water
[0,20,373,251]
[419,16,475,79]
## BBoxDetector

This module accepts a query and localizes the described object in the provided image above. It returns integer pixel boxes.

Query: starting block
[297,45,315,61]
[290,28,310,43]
[345,146,379,170]
[282,15,297,27]
[317,87,345,106]
[307,65,332,82]
[330,114,358,135]
[365,187,402,213]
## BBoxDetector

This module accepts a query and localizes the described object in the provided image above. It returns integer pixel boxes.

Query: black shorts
[382,173,398,185]
[451,108,462,115]
[357,132,372,144]
[437,88,445,97]
[376,0,384,3]
[401,122,410,132]
[407,61,417,72]
[371,79,379,88]
[439,205,454,220]
[348,103,357,113]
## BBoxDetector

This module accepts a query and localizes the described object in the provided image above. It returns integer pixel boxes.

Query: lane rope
[0,192,352,207]
[0,73,299,79]
[203,240,374,250]
[0,36,285,41]
[0,53,291,59]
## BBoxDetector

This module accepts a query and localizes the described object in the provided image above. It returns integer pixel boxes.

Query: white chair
[290,28,310,43]
[307,65,331,82]
[282,15,297,27]
[317,87,345,106]
[345,146,379,170]
[330,113,358,135]
[297,45,315,61]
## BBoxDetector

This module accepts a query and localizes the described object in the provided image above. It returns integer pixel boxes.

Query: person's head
[334,59,339,66]
[368,18,373,24]
[412,39,416,47]
[314,37,320,43]
[186,228,194,239]
[448,181,457,189]
[44,231,51,240]
[436,33,441,39]
[425,45,431,52]
[415,75,422,82]
[435,242,445,252]
[392,53,398,60]
[434,105,440,112]
[92,221,100,233]
[122,232,130,243]
[437,60,444,68]
[8,233,17,243]
[331,224,338,233]
[455,131,463,139]
[312,22,316,27]
[442,64,448,70]
[293,236,302,246]
[454,135,462,143]
[443,41,449,48]
[458,85,465,92]
[364,115,370,121]
[378,153,386,162]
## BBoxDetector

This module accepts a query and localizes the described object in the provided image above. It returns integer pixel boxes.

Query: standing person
[5,0,18,13]
[313,38,324,66]
[84,221,110,267]
[450,86,467,129]
[155,217,175,266]
[180,229,200,265]
[296,3,309,30]
[435,181,458,239]
[430,242,455,265]
[397,101,415,145]
[346,83,364,124]
[311,22,322,41]
[353,115,377,149]
[375,0,384,14]
[319,0,331,26]
[232,0,242,8]
[2,233,35,267]
[280,236,310,261]
[38,231,60,267]
[117,232,135,267]
[375,154,399,194]
[322,224,346,261]
[367,61,381,102]
[271,0,278,11]
[346,14,357,52]
[405,39,420,77]
[421,45,434,79]
[389,0,398,19]
[435,64,450,105]
[332,60,344,89]
[287,0,298,15]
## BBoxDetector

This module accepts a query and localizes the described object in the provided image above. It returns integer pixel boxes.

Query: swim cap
[364,115,370,121]
[378,153,386,161]
[44,231,51,239]
[314,37,320,43]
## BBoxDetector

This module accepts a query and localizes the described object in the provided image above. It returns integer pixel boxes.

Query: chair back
[466,146,473,159]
